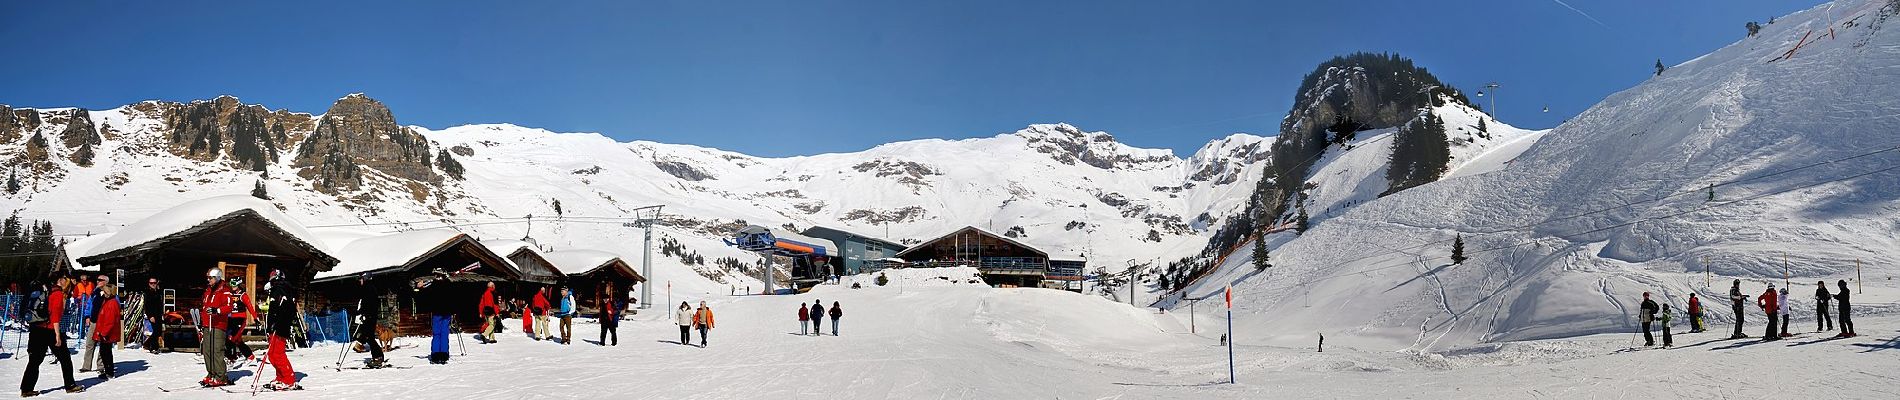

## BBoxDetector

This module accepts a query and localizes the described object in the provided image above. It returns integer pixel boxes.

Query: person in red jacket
[200,268,235,387]
[798,304,810,335]
[91,286,122,380]
[225,278,256,363]
[20,277,84,396]
[1686,293,1704,333]
[1756,284,1780,342]
[531,288,551,341]
[478,282,499,344]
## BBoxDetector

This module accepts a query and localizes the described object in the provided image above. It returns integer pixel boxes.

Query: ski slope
[4,266,1897,399]
[1166,0,1900,353]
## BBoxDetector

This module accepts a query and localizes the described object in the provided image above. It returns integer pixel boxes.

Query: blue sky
[0,0,1816,157]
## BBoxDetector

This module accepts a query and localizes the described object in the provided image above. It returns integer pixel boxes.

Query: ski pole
[452,319,466,356]
[247,349,270,395]
[333,311,357,369]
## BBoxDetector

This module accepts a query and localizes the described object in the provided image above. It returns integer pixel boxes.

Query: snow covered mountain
[1166,0,1900,352]
[0,90,1299,294]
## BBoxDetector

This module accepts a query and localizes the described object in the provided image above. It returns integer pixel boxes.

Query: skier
[1638,292,1659,346]
[810,300,826,337]
[1687,293,1704,333]
[557,287,575,345]
[674,302,693,346]
[1833,280,1855,338]
[353,273,387,368]
[1659,303,1673,347]
[20,278,84,396]
[264,271,300,390]
[828,301,842,336]
[79,275,109,374]
[1815,281,1832,332]
[693,301,715,347]
[200,268,236,387]
[532,288,551,341]
[1728,280,1749,339]
[597,283,619,346]
[90,286,121,380]
[1777,286,1790,338]
[226,277,255,363]
[1757,284,1779,341]
[417,269,453,364]
[477,282,499,344]
[798,303,810,335]
[141,278,164,353]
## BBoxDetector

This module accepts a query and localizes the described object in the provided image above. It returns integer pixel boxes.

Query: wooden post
[1703,256,1710,288]
[1857,258,1862,293]
[1782,253,1790,288]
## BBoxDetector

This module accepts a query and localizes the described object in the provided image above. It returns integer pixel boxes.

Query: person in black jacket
[1638,292,1659,346]
[1815,281,1832,332]
[353,274,386,368]
[1834,280,1855,337]
[262,272,301,391]
[1728,280,1749,339]
[141,278,165,354]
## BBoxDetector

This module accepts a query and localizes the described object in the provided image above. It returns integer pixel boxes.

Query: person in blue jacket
[557,287,576,345]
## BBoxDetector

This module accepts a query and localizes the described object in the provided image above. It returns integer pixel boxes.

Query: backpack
[24,290,50,325]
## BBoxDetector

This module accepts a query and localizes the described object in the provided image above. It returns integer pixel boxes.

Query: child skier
[1658,303,1673,348]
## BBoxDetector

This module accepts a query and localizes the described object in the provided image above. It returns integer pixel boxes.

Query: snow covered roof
[481,239,565,282]
[893,226,1051,259]
[313,228,481,281]
[75,195,338,267]
[62,234,110,272]
[542,249,641,281]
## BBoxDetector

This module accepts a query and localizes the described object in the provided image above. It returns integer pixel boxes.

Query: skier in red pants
[263,271,301,391]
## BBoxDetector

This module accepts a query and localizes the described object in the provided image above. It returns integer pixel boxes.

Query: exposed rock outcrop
[294,94,437,192]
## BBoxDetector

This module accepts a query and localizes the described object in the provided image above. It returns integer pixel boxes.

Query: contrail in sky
[1549,0,1610,28]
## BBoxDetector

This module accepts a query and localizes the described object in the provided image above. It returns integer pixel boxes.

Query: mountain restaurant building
[893,226,1082,289]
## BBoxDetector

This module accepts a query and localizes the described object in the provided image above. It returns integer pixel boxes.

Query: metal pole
[641,224,653,309]
[1226,286,1235,385]
[1704,256,1710,288]
[762,253,776,295]
[1190,298,1197,334]
[1856,259,1862,293]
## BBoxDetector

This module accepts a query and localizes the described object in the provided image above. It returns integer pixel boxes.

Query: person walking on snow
[1728,280,1749,339]
[693,301,715,347]
[264,272,301,390]
[141,278,164,353]
[79,275,110,374]
[1833,280,1855,338]
[201,268,237,386]
[89,286,121,380]
[557,287,575,345]
[1776,287,1790,338]
[353,273,388,368]
[798,304,810,335]
[20,278,84,396]
[1638,292,1659,346]
[531,288,551,341]
[1757,284,1780,341]
[597,283,619,346]
[1658,303,1674,347]
[1687,293,1704,333]
[828,301,842,336]
[810,301,826,337]
[675,302,693,345]
[478,282,500,344]
[1815,281,1832,332]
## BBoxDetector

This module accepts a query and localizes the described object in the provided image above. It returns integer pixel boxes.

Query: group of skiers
[796,299,844,336]
[1637,279,1857,348]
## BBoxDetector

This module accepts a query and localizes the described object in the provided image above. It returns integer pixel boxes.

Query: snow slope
[1172,0,1900,352]
[4,266,1897,399]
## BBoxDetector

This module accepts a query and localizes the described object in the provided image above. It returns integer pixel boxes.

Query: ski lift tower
[1475,82,1501,119]
[620,205,664,309]
[724,225,837,295]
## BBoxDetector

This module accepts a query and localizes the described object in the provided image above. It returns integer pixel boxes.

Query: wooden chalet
[541,250,644,314]
[307,228,521,337]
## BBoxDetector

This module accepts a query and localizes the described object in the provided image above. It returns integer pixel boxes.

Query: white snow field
[3,266,1899,399]
[1160,0,1900,356]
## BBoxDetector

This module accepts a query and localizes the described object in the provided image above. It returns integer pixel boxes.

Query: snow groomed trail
[3,267,1898,399]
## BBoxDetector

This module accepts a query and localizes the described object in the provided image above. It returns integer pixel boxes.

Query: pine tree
[4,170,18,194]
[1655,60,1666,76]
[1252,235,1271,271]
[1451,234,1467,265]
[552,199,564,216]
[252,179,270,200]
[1295,207,1311,234]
